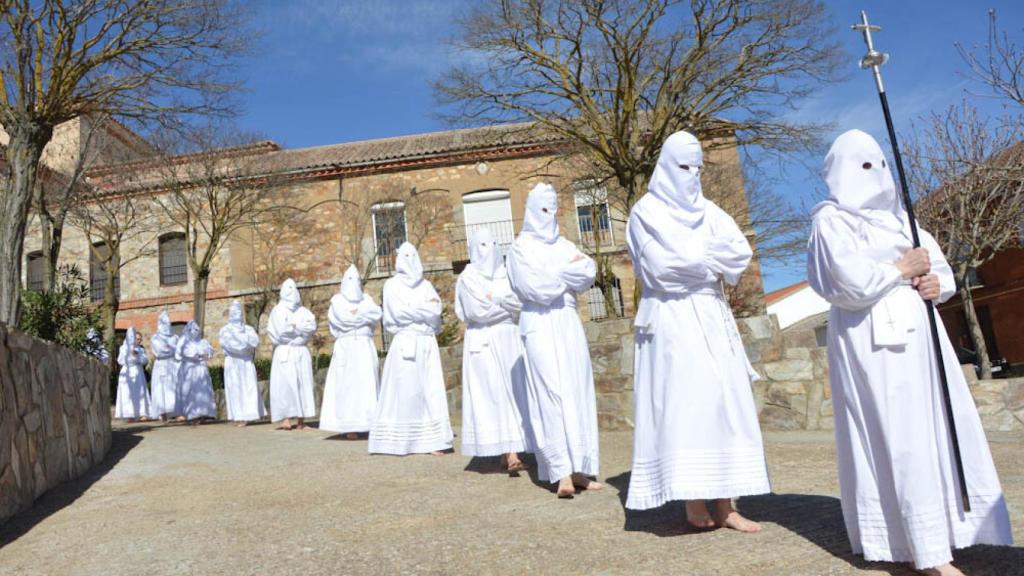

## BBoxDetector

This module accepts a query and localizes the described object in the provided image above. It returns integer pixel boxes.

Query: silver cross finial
[852,11,889,92]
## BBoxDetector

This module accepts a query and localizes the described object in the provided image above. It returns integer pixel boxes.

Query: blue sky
[236,0,1023,292]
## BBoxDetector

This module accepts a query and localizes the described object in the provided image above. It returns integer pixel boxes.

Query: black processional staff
[852,11,971,512]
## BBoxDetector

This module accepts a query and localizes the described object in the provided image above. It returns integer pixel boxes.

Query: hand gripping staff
[852,11,970,511]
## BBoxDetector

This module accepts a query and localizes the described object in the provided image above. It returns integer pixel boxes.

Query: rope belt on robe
[276,341,309,363]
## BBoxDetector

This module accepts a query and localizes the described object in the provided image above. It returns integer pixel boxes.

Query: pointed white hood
[157,311,172,336]
[394,242,424,287]
[816,129,907,233]
[520,183,560,244]
[228,300,244,326]
[647,130,706,226]
[340,264,364,302]
[279,278,302,311]
[468,228,503,278]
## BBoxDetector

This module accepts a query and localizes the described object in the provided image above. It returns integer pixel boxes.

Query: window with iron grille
[371,202,407,275]
[89,242,120,303]
[574,183,613,247]
[159,233,188,286]
[26,251,44,292]
[586,277,624,321]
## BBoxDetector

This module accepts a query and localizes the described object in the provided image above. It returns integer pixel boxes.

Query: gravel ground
[1,422,1021,576]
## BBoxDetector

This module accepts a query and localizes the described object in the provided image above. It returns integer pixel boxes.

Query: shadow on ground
[0,427,144,550]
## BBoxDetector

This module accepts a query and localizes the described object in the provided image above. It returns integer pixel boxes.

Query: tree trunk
[1,122,53,326]
[960,284,993,380]
[193,271,210,332]
[41,211,65,293]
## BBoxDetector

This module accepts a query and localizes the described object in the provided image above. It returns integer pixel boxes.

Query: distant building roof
[765,280,810,306]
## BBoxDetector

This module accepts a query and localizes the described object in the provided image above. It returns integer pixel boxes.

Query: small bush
[20,264,103,354]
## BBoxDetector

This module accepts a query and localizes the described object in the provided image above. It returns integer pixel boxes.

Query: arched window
[371,201,407,275]
[25,251,44,292]
[159,233,188,286]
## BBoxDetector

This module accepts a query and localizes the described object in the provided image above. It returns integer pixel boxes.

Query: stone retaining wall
[235,315,1024,433]
[0,326,112,524]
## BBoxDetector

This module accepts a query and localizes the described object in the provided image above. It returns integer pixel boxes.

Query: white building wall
[767,285,831,330]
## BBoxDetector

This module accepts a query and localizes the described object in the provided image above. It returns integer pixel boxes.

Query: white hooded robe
[320,265,383,434]
[149,311,180,418]
[369,242,454,455]
[625,131,770,509]
[268,279,318,422]
[807,129,1012,569]
[176,320,218,420]
[456,228,529,457]
[219,300,266,422]
[506,183,599,483]
[114,326,152,419]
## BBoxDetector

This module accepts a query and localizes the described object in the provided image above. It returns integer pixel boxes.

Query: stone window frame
[158,232,188,286]
[572,181,614,247]
[370,200,407,276]
[89,241,120,303]
[25,250,45,292]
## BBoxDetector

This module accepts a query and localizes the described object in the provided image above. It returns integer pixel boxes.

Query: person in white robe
[85,327,110,365]
[807,129,1012,575]
[320,265,383,438]
[149,311,180,421]
[456,228,530,472]
[625,131,770,531]
[506,182,602,498]
[114,326,152,421]
[268,278,317,430]
[175,320,217,424]
[368,242,454,456]
[219,300,266,426]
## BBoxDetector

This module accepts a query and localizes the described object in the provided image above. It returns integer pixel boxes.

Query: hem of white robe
[625,482,772,510]
[625,448,770,509]
[270,408,316,422]
[461,439,526,457]
[368,419,454,455]
[536,447,599,484]
[184,406,217,420]
[226,412,264,422]
[319,419,372,434]
[851,491,1012,569]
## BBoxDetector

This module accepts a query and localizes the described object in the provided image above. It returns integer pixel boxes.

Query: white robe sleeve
[507,241,568,305]
[807,213,903,311]
[561,246,597,294]
[627,211,715,291]
[267,305,296,346]
[293,309,317,343]
[383,281,433,333]
[245,326,259,348]
[704,208,753,286]
[455,273,508,324]
[919,228,956,304]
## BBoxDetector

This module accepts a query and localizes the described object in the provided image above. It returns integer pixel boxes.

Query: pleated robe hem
[851,491,1011,569]
[460,439,526,458]
[368,418,454,455]
[320,418,373,435]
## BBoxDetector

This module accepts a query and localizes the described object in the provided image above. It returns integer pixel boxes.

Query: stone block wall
[0,326,112,524]
[236,313,1024,434]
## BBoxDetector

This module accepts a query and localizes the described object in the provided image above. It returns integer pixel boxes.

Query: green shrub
[20,264,103,354]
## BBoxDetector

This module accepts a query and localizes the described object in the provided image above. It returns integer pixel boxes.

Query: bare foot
[506,455,527,473]
[430,450,446,457]
[175,415,186,422]
[556,476,575,499]
[713,500,761,533]
[571,473,604,491]
[346,432,359,440]
[920,564,967,576]
[235,422,247,428]
[685,500,716,530]
[279,418,294,431]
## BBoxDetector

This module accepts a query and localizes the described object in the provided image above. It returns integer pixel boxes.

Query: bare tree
[437,0,843,218]
[146,127,281,330]
[0,0,248,326]
[957,9,1024,108]
[248,204,321,334]
[68,192,158,346]
[906,101,1024,379]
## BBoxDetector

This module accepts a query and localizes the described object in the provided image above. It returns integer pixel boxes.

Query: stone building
[21,120,764,358]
